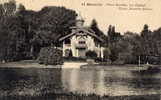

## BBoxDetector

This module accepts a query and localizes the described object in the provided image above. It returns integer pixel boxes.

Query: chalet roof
[59,27,104,42]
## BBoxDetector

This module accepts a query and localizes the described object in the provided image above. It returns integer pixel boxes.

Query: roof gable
[59,28,104,42]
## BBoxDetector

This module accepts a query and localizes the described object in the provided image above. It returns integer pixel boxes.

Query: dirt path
[0,60,88,68]
[62,62,87,68]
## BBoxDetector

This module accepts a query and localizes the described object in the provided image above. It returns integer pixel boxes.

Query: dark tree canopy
[0,0,16,17]
[0,1,77,61]
[90,19,107,46]
[0,0,161,64]
[90,19,105,37]
[33,6,77,46]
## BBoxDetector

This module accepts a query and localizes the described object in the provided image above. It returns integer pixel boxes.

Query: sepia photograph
[0,0,161,100]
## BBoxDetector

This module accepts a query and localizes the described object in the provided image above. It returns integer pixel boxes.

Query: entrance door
[78,48,86,58]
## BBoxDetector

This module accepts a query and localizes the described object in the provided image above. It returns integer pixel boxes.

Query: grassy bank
[81,63,161,71]
[0,93,160,100]
[0,60,61,68]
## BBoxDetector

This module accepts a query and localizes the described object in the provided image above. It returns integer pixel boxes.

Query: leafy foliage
[86,50,97,59]
[103,48,111,60]
[36,6,77,45]
[107,24,161,64]
[0,1,161,65]
[38,47,63,65]
[109,45,118,63]
[90,19,104,37]
[90,19,107,44]
[0,1,77,61]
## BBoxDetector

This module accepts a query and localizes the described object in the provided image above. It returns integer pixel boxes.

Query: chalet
[59,15,104,58]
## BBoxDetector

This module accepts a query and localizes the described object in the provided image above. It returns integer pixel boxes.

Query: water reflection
[0,68,160,96]
[61,68,161,96]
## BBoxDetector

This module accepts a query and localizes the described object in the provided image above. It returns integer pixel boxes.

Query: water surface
[0,67,160,96]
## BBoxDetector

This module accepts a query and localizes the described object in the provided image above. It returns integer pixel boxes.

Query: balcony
[75,43,87,49]
[65,44,71,47]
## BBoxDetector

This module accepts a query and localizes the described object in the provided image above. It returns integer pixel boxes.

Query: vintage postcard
[0,0,161,100]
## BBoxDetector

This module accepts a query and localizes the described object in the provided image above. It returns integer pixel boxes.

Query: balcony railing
[65,44,71,47]
[75,43,87,48]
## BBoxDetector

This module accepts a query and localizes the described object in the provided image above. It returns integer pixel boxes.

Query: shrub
[85,50,97,59]
[103,48,111,60]
[109,50,118,63]
[37,47,63,65]
[65,49,73,57]
[63,57,86,62]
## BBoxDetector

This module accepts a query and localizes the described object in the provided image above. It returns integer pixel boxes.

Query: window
[79,31,84,34]
[79,41,86,44]
[65,39,71,44]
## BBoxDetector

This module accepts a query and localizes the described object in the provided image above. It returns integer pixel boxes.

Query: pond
[0,67,160,97]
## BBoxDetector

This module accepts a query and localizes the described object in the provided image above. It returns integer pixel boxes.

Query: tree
[107,25,122,63]
[90,19,107,47]
[107,25,122,44]
[0,2,39,61]
[0,1,18,61]
[103,48,111,60]
[107,25,112,36]
[29,6,77,58]
[16,6,39,58]
[140,24,156,57]
[17,3,26,12]
[0,0,16,18]
[36,6,77,45]
[90,19,104,37]
[153,28,161,55]
[109,46,118,63]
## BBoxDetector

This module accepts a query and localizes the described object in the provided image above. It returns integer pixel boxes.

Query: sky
[1,0,161,34]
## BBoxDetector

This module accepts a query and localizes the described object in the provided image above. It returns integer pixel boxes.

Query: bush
[85,50,97,59]
[63,57,86,62]
[109,50,118,63]
[103,48,111,60]
[37,47,63,65]
[64,49,73,57]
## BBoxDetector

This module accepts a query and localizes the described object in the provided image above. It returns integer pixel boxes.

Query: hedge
[37,47,63,65]
[85,50,97,59]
